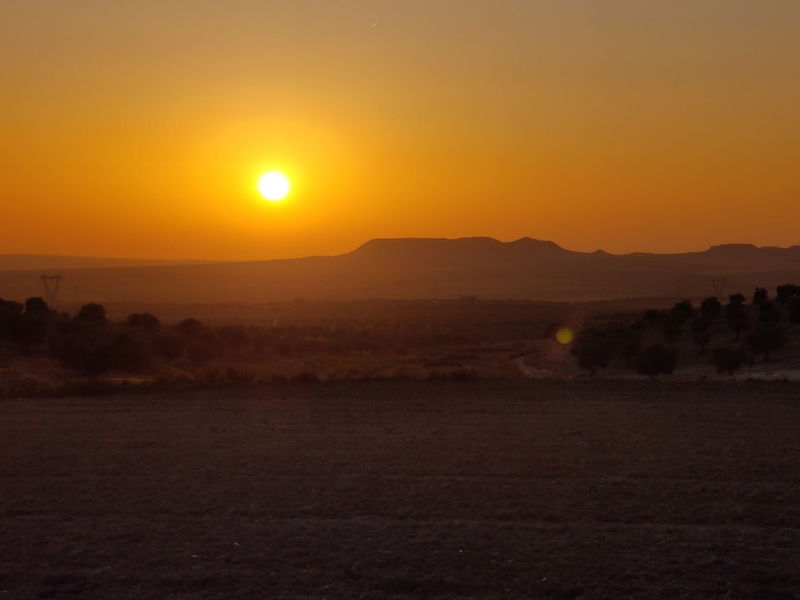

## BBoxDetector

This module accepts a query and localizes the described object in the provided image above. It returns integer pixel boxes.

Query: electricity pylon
[710,277,727,298]
[40,274,63,309]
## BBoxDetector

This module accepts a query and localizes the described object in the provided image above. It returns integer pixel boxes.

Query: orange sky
[2,1,799,260]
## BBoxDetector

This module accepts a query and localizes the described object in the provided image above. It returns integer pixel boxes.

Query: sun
[257,170,291,202]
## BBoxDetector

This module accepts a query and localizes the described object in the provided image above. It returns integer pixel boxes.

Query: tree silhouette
[729,293,746,306]
[700,297,722,320]
[0,299,24,342]
[3,297,54,353]
[790,297,800,323]
[0,298,23,317]
[776,284,798,304]
[692,327,712,353]
[24,297,49,313]
[7,315,46,353]
[671,300,694,322]
[758,301,780,323]
[725,301,748,340]
[752,287,768,305]
[76,303,107,323]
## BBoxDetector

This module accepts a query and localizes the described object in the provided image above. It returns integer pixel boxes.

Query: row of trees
[1,297,563,378]
[570,284,799,376]
[1,299,275,376]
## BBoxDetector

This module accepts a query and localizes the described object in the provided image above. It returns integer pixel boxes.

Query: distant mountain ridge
[1,237,799,304]
[0,255,215,271]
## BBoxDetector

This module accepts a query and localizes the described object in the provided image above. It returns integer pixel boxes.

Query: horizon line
[1,236,797,265]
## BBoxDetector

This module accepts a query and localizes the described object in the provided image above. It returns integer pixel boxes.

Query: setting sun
[257,170,291,202]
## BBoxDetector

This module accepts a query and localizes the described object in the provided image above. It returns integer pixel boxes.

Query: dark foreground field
[2,381,799,599]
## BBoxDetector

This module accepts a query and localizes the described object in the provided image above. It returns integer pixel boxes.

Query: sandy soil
[2,380,799,599]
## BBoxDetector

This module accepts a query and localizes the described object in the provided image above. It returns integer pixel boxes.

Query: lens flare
[555,327,574,345]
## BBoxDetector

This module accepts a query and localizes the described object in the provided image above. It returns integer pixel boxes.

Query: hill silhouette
[0,255,214,271]
[1,237,799,303]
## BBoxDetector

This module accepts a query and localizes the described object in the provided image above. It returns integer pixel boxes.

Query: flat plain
[2,380,799,599]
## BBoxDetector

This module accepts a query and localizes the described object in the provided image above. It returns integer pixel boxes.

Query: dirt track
[2,380,799,599]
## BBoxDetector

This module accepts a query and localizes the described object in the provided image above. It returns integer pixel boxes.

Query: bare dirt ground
[2,380,799,599]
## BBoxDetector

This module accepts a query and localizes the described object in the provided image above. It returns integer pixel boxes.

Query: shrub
[291,370,320,383]
[5,313,49,353]
[250,328,269,354]
[570,341,611,375]
[186,343,215,366]
[618,339,641,367]
[201,366,222,384]
[634,344,678,376]
[51,334,113,376]
[629,320,646,332]
[218,326,249,349]
[153,332,185,361]
[446,368,480,381]
[175,318,203,336]
[108,333,151,373]
[225,366,255,383]
[713,346,753,374]
[126,312,160,332]
[747,325,787,361]
[643,309,662,325]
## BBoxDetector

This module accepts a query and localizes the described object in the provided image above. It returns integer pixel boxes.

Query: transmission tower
[710,277,728,298]
[40,274,63,309]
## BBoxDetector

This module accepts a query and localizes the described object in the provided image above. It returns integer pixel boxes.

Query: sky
[2,0,799,260]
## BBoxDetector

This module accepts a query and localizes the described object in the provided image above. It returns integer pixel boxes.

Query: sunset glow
[2,2,799,260]
[3,5,798,598]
